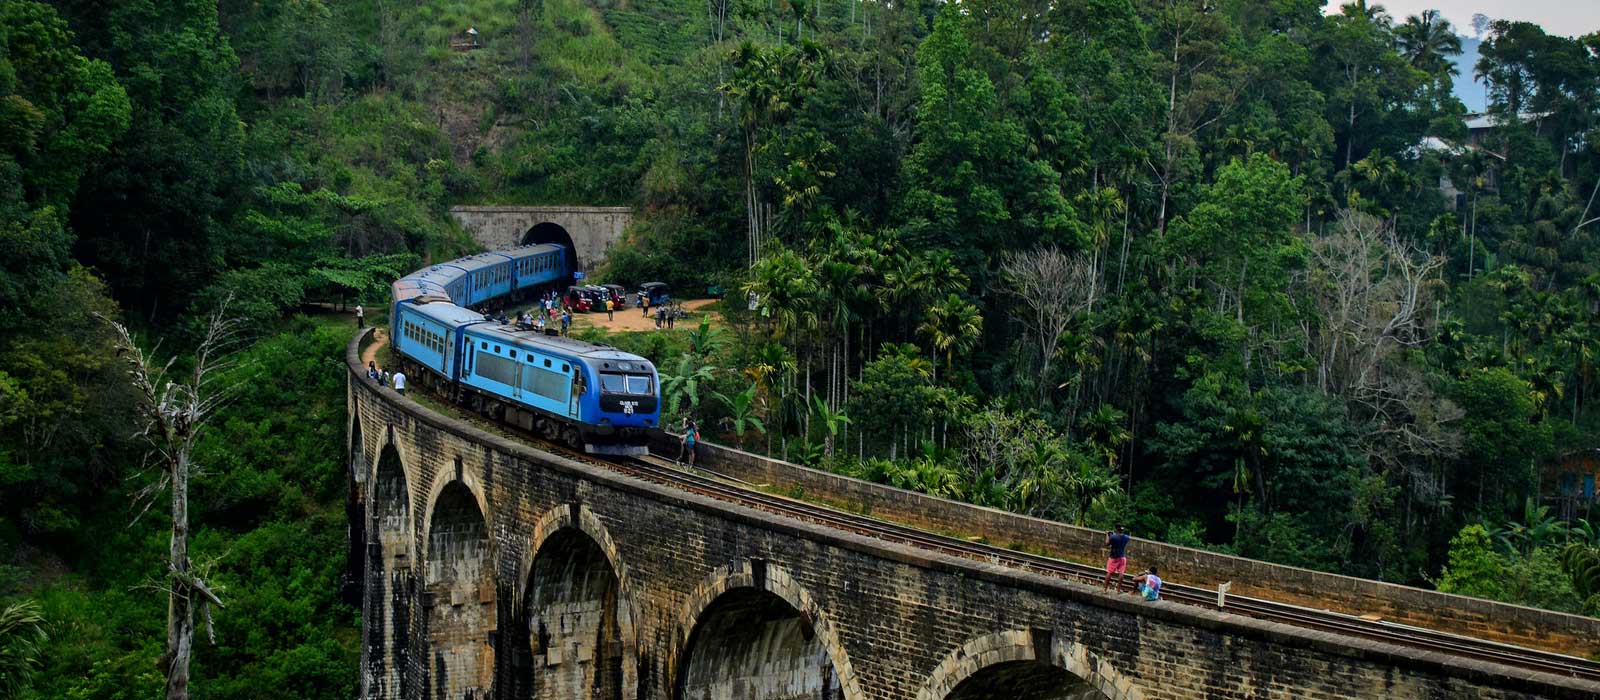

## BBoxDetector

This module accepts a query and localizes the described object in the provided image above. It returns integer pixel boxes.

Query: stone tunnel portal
[523,222,581,275]
[425,481,494,700]
[512,527,625,700]
[677,587,843,700]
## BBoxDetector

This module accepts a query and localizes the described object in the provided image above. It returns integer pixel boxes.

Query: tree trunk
[165,451,193,700]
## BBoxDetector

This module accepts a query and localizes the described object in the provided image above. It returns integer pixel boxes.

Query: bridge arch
[918,630,1143,700]
[510,504,639,700]
[673,560,864,700]
[523,222,581,273]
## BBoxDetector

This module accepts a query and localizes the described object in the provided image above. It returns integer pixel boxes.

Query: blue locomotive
[388,244,660,455]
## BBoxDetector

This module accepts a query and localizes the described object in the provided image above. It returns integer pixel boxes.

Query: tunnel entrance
[425,482,494,700]
[944,660,1098,700]
[510,527,624,700]
[523,222,581,274]
[677,587,842,700]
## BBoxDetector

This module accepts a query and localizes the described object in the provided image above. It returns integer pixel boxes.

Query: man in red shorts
[1102,524,1131,593]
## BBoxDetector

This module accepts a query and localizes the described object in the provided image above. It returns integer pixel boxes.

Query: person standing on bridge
[1102,524,1132,593]
[679,418,700,467]
[355,304,364,328]
[392,370,407,396]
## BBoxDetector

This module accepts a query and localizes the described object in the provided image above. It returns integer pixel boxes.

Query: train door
[568,366,583,418]
[511,355,523,400]
[444,330,456,378]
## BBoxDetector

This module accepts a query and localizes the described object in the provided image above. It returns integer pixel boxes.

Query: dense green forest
[2,0,1600,695]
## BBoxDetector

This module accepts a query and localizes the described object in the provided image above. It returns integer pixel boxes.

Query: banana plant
[660,354,717,421]
[713,383,766,450]
[808,394,851,459]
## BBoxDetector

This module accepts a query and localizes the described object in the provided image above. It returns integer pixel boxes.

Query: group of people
[366,360,406,395]
[1102,524,1162,601]
[505,291,571,335]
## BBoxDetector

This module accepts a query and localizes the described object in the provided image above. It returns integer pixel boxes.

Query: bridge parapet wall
[349,330,1596,700]
[648,434,1600,658]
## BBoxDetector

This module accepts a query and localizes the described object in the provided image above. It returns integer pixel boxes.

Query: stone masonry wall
[651,434,1600,658]
[448,206,632,268]
[348,330,1597,700]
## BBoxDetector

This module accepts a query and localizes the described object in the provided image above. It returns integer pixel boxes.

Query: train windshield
[599,373,653,395]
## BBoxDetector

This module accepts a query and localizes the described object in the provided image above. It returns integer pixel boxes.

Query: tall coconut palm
[1396,10,1462,75]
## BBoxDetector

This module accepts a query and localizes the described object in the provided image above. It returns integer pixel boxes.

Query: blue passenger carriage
[386,242,655,455]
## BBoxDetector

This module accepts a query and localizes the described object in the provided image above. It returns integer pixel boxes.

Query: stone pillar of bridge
[363,442,415,700]
[423,481,496,699]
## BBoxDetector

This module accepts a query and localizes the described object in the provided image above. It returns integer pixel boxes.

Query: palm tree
[1341,0,1391,26]
[1396,10,1462,75]
[0,600,46,699]
[744,249,820,341]
[713,384,767,450]
[917,293,983,377]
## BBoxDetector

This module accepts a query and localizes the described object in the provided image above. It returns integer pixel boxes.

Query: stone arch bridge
[344,332,1596,700]
[449,206,632,273]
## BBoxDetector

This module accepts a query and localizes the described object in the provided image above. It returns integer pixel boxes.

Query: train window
[494,345,501,353]
[509,350,517,359]
[561,363,569,373]
[625,375,653,395]
[543,359,551,368]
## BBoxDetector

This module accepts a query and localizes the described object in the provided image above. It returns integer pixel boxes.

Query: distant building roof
[1464,112,1549,131]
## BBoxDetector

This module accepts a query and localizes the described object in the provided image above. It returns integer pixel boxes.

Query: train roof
[465,323,652,365]
[501,243,565,257]
[447,252,515,273]
[392,278,449,302]
[398,298,492,327]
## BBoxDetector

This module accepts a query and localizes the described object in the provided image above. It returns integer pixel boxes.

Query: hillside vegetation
[2,0,1600,696]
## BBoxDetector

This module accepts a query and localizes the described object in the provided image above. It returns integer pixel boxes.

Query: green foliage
[20,321,359,700]
[0,599,46,699]
[4,2,1600,688]
[1438,523,1588,614]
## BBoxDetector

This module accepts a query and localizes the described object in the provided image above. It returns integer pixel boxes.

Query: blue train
[388,244,660,455]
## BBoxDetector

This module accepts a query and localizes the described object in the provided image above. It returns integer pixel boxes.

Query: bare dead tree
[103,302,241,700]
[1301,212,1460,500]
[1002,247,1101,408]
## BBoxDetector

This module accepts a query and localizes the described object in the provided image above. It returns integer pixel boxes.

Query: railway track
[422,383,1600,684]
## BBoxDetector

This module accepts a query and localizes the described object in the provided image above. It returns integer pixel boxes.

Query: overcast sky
[1322,1,1600,38]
